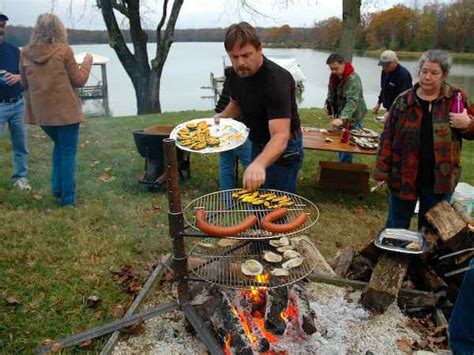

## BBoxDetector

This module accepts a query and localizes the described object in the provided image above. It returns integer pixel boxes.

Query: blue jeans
[0,97,28,181]
[449,258,474,355]
[251,134,304,193]
[219,138,252,190]
[338,121,362,163]
[386,184,452,229]
[41,124,80,206]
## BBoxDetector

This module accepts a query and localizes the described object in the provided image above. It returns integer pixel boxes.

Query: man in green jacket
[325,53,367,163]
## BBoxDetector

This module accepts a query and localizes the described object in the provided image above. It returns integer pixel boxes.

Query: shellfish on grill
[271,268,289,277]
[199,242,216,249]
[217,239,238,248]
[263,251,283,263]
[276,245,294,253]
[283,250,301,260]
[282,256,304,270]
[241,259,264,276]
[269,236,289,248]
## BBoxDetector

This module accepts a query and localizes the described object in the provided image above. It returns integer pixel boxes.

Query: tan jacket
[20,43,91,126]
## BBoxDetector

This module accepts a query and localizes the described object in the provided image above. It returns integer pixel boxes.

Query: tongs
[438,248,474,277]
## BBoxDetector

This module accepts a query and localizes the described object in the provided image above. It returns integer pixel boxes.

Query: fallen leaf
[90,160,100,167]
[110,304,125,319]
[120,321,145,336]
[41,338,54,345]
[152,204,161,211]
[79,340,93,349]
[396,337,413,353]
[5,296,20,306]
[51,342,64,352]
[427,335,446,344]
[354,205,367,216]
[32,193,43,201]
[104,167,112,172]
[98,172,115,182]
[85,295,101,309]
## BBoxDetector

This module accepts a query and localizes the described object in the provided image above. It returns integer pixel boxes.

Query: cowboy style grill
[163,138,321,354]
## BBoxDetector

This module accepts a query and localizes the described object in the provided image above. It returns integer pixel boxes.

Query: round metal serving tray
[183,189,319,240]
[187,236,319,290]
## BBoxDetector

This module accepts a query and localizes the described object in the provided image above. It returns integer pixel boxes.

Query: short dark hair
[326,53,345,65]
[224,22,261,52]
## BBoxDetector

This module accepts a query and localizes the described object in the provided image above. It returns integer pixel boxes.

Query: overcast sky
[1,0,423,30]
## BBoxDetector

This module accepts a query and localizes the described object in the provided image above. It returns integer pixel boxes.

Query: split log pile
[329,201,473,314]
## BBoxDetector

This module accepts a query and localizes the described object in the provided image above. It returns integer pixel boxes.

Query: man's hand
[4,72,21,86]
[83,53,93,67]
[243,161,266,192]
[372,102,381,114]
[331,118,343,128]
[449,109,471,130]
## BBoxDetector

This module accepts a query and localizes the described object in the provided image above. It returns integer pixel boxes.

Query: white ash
[112,308,207,355]
[112,282,420,354]
[299,283,420,355]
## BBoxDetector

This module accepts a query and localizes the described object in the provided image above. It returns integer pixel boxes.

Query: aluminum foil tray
[374,228,426,255]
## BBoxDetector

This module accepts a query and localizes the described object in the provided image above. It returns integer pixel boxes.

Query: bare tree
[96,0,184,114]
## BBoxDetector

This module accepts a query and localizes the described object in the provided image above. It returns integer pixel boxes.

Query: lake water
[72,42,474,117]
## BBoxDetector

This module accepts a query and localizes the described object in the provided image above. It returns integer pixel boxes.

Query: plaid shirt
[375,82,474,200]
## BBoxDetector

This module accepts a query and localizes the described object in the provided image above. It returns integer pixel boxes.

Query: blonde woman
[20,13,92,206]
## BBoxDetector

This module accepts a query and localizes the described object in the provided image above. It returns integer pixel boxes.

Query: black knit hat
[0,12,9,21]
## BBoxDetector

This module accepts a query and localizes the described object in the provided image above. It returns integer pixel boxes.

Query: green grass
[1,108,473,353]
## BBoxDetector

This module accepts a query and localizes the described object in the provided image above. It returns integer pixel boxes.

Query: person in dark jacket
[373,50,412,116]
[0,12,31,190]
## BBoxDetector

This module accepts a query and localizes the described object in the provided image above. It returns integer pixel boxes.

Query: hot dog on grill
[260,207,308,234]
[195,207,257,237]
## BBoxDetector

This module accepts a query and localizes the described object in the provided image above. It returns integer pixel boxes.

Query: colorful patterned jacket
[375,82,474,200]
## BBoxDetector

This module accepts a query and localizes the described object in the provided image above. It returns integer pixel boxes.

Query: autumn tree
[365,5,416,50]
[313,17,342,49]
[96,0,184,114]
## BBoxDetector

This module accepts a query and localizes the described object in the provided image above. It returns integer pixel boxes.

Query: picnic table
[302,128,377,156]
[301,127,379,192]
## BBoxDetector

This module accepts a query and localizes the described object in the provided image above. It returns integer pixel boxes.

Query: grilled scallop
[241,259,264,276]
[276,245,294,253]
[282,256,304,270]
[263,251,283,263]
[283,250,301,260]
[217,239,238,248]
[269,236,289,248]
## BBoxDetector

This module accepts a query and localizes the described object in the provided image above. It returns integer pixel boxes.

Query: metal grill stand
[163,139,321,354]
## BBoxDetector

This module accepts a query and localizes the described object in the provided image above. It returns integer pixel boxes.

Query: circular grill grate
[183,189,319,240]
[187,236,319,290]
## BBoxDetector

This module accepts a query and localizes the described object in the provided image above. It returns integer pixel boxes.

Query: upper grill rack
[187,236,319,290]
[183,189,319,240]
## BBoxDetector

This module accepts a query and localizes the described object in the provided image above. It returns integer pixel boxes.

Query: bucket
[451,182,474,218]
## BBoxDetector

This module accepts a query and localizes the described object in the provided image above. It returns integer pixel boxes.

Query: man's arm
[214,99,240,121]
[243,118,290,191]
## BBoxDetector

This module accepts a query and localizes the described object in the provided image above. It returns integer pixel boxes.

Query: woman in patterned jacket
[375,49,474,229]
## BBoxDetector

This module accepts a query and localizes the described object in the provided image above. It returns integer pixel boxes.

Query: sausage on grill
[260,207,307,234]
[195,207,257,237]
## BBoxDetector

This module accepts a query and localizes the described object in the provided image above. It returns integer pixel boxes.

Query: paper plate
[170,118,249,154]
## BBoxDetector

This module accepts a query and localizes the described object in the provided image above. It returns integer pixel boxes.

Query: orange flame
[231,306,258,347]
[255,317,279,344]
[223,332,232,355]
[280,301,299,323]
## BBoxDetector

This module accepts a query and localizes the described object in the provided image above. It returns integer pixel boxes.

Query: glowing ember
[280,301,299,323]
[231,306,258,347]
[223,332,232,355]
